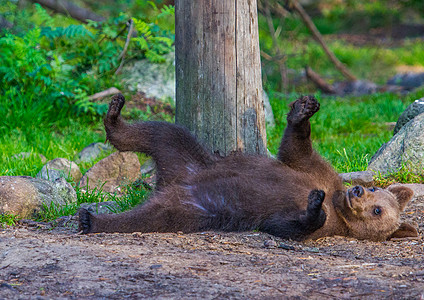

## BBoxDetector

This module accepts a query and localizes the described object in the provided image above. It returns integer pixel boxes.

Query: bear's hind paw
[107,93,126,120]
[78,208,92,234]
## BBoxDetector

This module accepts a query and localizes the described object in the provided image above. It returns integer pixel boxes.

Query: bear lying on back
[79,95,418,241]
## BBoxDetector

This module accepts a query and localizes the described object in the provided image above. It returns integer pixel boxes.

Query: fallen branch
[305,66,336,94]
[290,0,357,81]
[28,0,105,23]
[88,87,121,101]
[115,19,134,75]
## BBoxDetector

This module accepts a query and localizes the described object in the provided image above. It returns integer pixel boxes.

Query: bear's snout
[349,186,364,198]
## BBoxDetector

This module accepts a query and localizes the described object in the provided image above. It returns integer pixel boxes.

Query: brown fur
[78,95,418,241]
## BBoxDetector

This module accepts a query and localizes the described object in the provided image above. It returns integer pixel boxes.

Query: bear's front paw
[288,95,320,124]
[106,93,126,120]
[307,189,325,214]
[78,208,92,234]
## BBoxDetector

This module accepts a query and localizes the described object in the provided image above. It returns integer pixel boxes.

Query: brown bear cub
[79,94,418,241]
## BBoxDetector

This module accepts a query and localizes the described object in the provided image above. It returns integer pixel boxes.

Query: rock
[339,171,375,187]
[368,113,424,175]
[140,158,156,175]
[11,152,47,164]
[37,158,82,183]
[333,80,378,96]
[0,176,77,218]
[79,201,120,215]
[262,91,275,127]
[394,98,424,134]
[124,52,175,101]
[387,72,424,89]
[264,240,277,248]
[74,142,113,164]
[78,152,141,194]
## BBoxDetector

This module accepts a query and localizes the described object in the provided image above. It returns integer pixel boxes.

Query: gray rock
[12,152,47,164]
[368,113,424,175]
[74,142,113,164]
[140,158,156,174]
[394,98,424,134]
[37,158,82,183]
[124,51,175,101]
[339,171,375,187]
[78,152,141,194]
[79,201,120,215]
[0,176,77,218]
[333,80,378,96]
[262,91,275,127]
[387,72,424,89]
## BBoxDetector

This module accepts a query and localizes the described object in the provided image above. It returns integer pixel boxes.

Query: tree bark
[29,0,105,23]
[175,0,266,156]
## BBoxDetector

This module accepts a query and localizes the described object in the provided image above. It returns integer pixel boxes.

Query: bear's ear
[388,223,418,240]
[388,186,414,211]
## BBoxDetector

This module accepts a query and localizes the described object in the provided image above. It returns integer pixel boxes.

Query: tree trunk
[175,0,266,156]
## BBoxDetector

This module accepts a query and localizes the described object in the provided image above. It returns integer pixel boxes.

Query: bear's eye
[369,187,376,192]
[373,207,382,216]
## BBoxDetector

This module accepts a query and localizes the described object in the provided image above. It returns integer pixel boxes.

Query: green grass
[374,166,424,188]
[0,213,19,227]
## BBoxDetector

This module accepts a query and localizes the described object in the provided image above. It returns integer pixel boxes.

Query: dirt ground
[1,196,424,300]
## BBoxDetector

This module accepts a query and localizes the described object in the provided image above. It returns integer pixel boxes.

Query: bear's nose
[351,186,364,198]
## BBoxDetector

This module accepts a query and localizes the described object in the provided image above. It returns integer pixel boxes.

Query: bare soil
[1,197,424,299]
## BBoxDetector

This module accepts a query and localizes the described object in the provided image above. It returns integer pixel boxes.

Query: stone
[0,176,77,218]
[339,171,375,187]
[140,158,156,175]
[74,142,113,164]
[333,80,378,96]
[37,158,82,183]
[368,113,424,175]
[387,72,424,89]
[123,52,176,101]
[78,152,141,194]
[11,152,47,164]
[262,91,275,127]
[393,98,424,134]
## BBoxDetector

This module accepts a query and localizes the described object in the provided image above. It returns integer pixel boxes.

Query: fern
[157,5,175,19]
[34,3,54,27]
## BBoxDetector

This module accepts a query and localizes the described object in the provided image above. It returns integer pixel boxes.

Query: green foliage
[0,1,175,124]
[0,213,19,228]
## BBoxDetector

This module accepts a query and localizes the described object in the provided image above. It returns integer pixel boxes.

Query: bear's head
[332,185,418,241]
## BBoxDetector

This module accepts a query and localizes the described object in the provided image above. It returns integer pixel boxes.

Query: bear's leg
[79,189,202,234]
[259,190,327,240]
[104,94,216,188]
[277,95,319,167]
